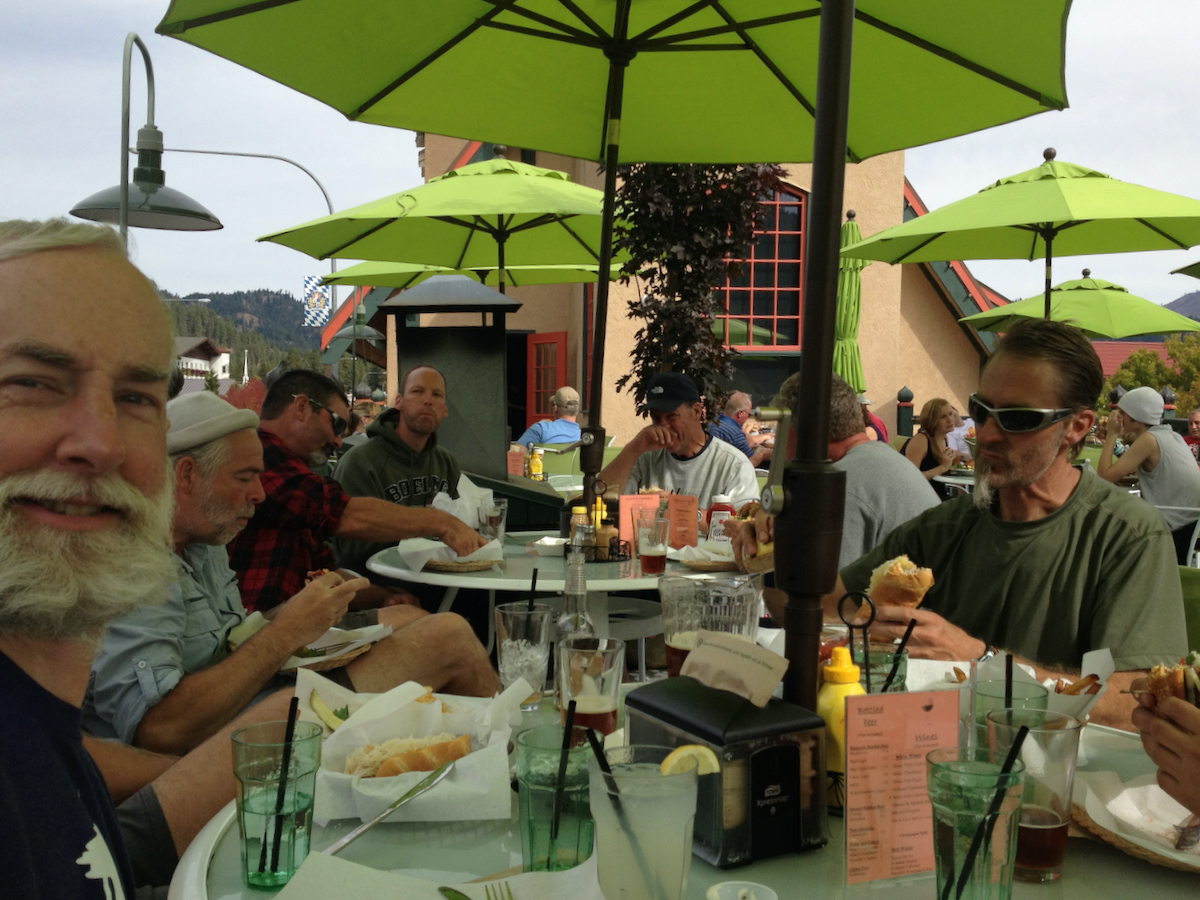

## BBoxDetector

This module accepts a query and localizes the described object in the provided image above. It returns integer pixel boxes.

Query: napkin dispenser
[625,676,827,867]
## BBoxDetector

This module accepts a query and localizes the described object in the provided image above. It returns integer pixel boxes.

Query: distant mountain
[160,289,323,381]
[1164,291,1200,321]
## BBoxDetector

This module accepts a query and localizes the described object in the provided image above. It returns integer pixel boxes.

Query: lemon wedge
[660,744,720,776]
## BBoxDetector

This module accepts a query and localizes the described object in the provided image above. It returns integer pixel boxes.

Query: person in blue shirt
[516,385,583,447]
[709,391,772,468]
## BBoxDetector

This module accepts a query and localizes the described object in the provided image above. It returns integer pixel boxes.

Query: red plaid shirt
[227,429,350,612]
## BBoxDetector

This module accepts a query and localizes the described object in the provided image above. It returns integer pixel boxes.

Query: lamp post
[71,33,221,241]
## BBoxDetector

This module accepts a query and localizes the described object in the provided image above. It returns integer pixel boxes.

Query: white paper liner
[298,676,527,824]
[397,536,504,571]
[1075,769,1200,866]
[667,539,735,563]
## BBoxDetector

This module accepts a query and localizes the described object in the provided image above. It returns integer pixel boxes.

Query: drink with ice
[499,638,549,707]
[495,601,552,711]
[588,746,699,900]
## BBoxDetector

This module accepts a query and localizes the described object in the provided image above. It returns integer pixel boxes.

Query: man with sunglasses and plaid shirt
[828,319,1186,729]
[227,369,484,614]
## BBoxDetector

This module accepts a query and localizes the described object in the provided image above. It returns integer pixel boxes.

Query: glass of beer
[634,508,669,575]
[558,637,625,734]
[659,575,758,676]
[985,709,1081,883]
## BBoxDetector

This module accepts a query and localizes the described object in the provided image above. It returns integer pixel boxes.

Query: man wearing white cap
[1099,385,1200,563]
[84,392,499,756]
[514,384,582,447]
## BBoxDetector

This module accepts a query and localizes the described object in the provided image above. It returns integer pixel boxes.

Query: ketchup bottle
[706,493,736,541]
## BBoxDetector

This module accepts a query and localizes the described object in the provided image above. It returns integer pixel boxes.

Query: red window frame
[525,332,567,429]
[713,185,807,351]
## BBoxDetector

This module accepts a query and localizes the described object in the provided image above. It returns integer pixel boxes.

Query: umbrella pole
[497,216,507,295]
[777,0,853,714]
[1044,232,1054,317]
[582,0,633,512]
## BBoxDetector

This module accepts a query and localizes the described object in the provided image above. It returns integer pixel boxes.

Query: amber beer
[664,631,697,677]
[639,548,667,575]
[1014,805,1069,879]
[563,695,617,735]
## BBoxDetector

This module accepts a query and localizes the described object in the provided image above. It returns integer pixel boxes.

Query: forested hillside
[161,289,323,381]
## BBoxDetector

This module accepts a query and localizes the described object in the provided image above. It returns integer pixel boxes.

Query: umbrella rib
[549,0,611,41]
[319,220,394,260]
[550,217,603,262]
[638,7,821,48]
[354,2,518,119]
[430,214,498,237]
[478,1,606,44]
[156,0,300,33]
[854,11,1065,108]
[483,20,604,48]
[1133,218,1191,250]
[892,232,946,264]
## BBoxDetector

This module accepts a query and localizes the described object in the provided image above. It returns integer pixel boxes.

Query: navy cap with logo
[646,372,700,411]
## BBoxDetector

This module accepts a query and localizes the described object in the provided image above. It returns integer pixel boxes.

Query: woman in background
[901,398,962,500]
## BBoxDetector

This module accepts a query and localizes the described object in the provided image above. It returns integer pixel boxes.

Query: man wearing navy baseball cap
[598,371,759,510]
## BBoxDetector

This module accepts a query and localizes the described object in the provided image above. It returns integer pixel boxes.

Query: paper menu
[666,494,698,548]
[843,691,958,885]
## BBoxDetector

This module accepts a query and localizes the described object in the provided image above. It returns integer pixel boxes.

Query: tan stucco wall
[410,134,989,445]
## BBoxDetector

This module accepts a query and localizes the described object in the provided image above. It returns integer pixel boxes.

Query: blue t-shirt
[516,418,582,447]
[0,650,135,899]
[708,413,753,457]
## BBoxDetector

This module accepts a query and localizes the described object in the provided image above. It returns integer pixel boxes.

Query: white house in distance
[174,336,235,395]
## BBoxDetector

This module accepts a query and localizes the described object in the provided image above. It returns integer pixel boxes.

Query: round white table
[932,472,974,495]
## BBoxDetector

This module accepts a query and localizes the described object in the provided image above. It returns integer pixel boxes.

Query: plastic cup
[927,746,1026,900]
[851,640,907,693]
[974,681,1047,742]
[558,637,625,735]
[634,508,669,575]
[479,497,509,542]
[232,720,322,890]
[658,575,759,676]
[516,725,595,872]
[495,601,552,710]
[588,744,699,900]
[984,709,1081,883]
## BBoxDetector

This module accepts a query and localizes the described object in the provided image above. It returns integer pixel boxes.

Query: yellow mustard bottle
[816,645,864,814]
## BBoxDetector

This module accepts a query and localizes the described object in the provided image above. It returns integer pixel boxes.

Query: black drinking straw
[1004,653,1014,708]
[550,700,577,842]
[262,696,300,873]
[881,619,917,693]
[943,725,1029,900]
[526,568,538,611]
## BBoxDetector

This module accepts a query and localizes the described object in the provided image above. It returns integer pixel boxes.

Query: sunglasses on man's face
[968,394,1074,434]
[295,394,347,437]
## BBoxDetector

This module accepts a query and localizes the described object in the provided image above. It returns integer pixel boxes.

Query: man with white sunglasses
[827,319,1186,729]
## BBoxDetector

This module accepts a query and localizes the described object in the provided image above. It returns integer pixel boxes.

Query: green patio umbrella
[157,0,1073,711]
[1171,260,1200,280]
[833,211,869,392]
[959,270,1200,339]
[321,260,622,289]
[259,157,616,293]
[842,149,1200,316]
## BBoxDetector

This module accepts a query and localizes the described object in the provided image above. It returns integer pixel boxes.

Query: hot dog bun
[344,733,472,777]
[867,554,933,609]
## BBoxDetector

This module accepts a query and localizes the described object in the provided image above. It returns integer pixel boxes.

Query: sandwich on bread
[867,554,934,609]
[1146,652,1200,710]
[344,733,472,777]
[734,501,775,574]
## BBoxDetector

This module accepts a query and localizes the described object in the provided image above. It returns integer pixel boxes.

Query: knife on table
[321,760,455,856]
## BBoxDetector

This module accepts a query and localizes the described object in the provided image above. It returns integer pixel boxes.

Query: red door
[525,332,567,429]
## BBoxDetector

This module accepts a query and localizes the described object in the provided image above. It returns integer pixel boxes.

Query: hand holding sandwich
[868,604,987,661]
[1131,658,1200,817]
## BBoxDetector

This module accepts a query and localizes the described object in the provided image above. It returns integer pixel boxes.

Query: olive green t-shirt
[840,467,1186,671]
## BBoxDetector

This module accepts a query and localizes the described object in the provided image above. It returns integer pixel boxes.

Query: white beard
[0,468,175,640]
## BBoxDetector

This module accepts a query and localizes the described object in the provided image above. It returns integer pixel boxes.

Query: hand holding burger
[1131,652,1200,818]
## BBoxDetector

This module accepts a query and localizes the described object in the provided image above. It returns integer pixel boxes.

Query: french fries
[1058,673,1099,696]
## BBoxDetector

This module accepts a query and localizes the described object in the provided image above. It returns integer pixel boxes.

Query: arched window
[713,184,806,351]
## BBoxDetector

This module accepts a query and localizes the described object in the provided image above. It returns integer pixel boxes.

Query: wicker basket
[424,558,500,572]
[679,558,739,572]
[1071,803,1200,873]
[296,642,372,672]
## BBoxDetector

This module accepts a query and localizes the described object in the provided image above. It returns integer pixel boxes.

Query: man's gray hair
[169,435,233,480]
[828,374,866,442]
[724,391,752,416]
[0,218,124,263]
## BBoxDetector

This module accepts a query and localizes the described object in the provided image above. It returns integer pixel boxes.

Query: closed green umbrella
[833,212,869,392]
[260,157,617,293]
[321,260,622,289]
[842,149,1200,315]
[959,270,1200,339]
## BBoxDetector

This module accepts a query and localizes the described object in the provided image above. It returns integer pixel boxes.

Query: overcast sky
[5,1,1200,306]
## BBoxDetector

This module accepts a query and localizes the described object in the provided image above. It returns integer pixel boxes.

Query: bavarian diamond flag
[302,277,331,326]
